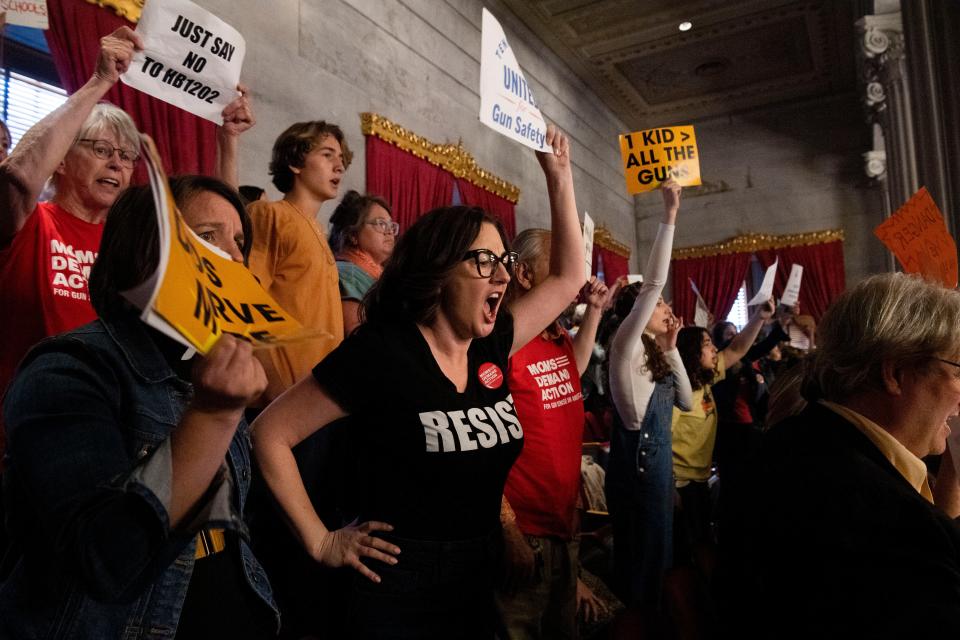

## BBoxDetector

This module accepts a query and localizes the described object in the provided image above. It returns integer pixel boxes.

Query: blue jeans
[605,377,675,607]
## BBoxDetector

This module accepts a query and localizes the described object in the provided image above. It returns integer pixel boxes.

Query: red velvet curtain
[365,136,455,233]
[672,252,752,325]
[45,0,217,179]
[755,240,845,321]
[593,245,628,285]
[456,179,516,240]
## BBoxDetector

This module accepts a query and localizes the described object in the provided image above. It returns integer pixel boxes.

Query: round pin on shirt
[478,362,504,389]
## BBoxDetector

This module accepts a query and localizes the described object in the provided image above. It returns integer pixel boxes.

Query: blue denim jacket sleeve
[3,341,221,603]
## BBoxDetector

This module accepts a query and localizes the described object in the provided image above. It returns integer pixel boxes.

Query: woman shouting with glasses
[328,190,397,335]
[253,124,584,638]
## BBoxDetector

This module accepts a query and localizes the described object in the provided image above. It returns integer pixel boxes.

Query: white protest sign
[788,324,810,351]
[121,0,245,124]
[780,264,803,308]
[1,0,47,28]
[747,258,778,306]
[626,274,643,284]
[689,278,711,328]
[479,8,548,152]
[582,212,595,281]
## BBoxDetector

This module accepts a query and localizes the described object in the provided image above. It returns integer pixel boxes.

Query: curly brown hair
[641,333,673,382]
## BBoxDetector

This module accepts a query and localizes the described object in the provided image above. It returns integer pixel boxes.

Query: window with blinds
[1,69,68,149]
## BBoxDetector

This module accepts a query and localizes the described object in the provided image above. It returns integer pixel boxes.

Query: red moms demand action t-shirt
[0,202,103,398]
[505,332,584,539]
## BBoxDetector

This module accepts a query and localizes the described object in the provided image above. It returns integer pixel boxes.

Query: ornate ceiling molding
[500,0,855,128]
[360,112,520,204]
[673,229,845,260]
[594,224,631,259]
[84,0,143,22]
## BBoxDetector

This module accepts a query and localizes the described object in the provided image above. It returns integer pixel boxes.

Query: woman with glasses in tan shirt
[328,190,397,335]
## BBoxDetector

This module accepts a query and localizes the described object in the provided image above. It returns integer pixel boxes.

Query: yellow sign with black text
[618,126,701,194]
[134,137,308,354]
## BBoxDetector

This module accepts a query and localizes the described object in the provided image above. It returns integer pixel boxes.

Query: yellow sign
[618,126,701,194]
[140,137,306,353]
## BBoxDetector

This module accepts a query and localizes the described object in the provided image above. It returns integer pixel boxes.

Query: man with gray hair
[731,273,960,638]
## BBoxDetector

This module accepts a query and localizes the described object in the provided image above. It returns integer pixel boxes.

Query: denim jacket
[0,314,279,639]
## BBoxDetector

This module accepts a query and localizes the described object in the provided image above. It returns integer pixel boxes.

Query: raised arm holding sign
[121,0,246,124]
[583,212,595,281]
[479,8,548,151]
[780,264,803,308]
[748,259,779,306]
[689,279,711,328]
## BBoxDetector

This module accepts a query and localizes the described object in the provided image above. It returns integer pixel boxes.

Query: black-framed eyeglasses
[78,138,140,168]
[935,357,960,376]
[462,249,519,278]
[366,219,400,236]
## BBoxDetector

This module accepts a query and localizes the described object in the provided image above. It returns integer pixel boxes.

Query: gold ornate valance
[85,0,143,22]
[672,228,845,260]
[361,112,520,204]
[594,224,631,259]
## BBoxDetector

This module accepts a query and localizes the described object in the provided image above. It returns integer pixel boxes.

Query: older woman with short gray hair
[732,272,960,637]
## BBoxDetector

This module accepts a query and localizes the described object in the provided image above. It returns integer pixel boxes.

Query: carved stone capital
[862,26,891,57]
[864,150,887,180]
[865,81,886,108]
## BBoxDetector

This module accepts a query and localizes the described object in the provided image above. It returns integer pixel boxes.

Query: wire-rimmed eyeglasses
[366,219,400,236]
[78,138,140,168]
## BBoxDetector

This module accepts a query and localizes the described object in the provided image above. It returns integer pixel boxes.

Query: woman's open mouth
[483,292,503,323]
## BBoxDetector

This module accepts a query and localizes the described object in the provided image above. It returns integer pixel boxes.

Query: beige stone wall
[195,0,638,256]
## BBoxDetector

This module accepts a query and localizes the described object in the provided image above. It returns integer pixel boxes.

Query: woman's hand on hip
[313,519,401,583]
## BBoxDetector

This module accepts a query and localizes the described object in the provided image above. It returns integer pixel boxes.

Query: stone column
[902,0,960,235]
[856,12,918,216]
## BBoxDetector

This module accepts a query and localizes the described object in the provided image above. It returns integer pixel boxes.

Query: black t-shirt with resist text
[312,314,523,541]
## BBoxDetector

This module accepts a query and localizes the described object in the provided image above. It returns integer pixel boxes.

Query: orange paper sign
[874,187,958,288]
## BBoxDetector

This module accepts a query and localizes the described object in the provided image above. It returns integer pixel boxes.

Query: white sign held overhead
[582,212,595,282]
[689,279,711,328]
[479,8,549,152]
[1,0,48,28]
[780,264,804,308]
[788,324,810,351]
[747,259,778,306]
[121,0,245,124]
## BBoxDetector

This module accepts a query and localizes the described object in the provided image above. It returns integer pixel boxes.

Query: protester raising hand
[216,83,256,188]
[574,276,612,374]
[509,123,584,356]
[220,84,256,137]
[660,177,681,222]
[93,27,144,85]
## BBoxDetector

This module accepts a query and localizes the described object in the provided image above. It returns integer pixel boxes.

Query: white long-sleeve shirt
[609,223,693,430]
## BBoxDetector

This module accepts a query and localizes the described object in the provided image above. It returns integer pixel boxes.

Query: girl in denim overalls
[605,180,692,608]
